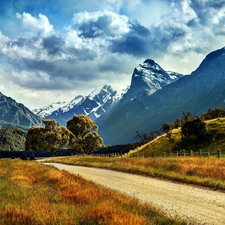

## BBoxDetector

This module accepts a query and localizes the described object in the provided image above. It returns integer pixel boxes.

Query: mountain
[122,59,183,103]
[33,101,67,118]
[97,47,225,145]
[45,84,121,125]
[0,92,42,128]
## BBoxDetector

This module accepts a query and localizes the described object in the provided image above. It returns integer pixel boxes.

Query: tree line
[25,115,103,156]
[135,107,225,149]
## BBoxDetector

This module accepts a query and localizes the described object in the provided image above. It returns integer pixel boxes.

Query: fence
[92,149,224,159]
[163,149,223,158]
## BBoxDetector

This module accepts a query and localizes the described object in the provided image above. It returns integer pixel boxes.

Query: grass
[0,159,184,225]
[40,156,225,191]
[129,118,225,157]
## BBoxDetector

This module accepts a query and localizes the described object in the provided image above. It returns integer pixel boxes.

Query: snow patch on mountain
[59,96,85,114]
[126,59,183,99]
[33,102,67,118]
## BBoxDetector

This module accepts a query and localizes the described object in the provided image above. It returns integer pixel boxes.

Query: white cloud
[16,12,54,37]
[1,0,225,109]
[72,10,130,38]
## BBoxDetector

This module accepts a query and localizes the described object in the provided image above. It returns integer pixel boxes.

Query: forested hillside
[0,127,26,151]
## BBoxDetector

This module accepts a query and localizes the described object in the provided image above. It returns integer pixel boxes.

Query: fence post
[183,149,186,157]
[164,152,166,157]
[207,151,210,158]
[218,149,221,159]
[190,150,193,157]
[176,151,179,157]
[199,149,202,158]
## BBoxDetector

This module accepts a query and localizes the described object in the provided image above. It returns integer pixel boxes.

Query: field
[41,156,225,191]
[0,159,184,225]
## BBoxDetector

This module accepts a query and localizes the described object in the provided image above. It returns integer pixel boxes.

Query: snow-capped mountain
[123,59,183,102]
[33,101,67,118]
[98,47,225,145]
[44,84,121,125]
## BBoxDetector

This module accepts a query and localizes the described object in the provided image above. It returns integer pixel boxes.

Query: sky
[0,0,225,109]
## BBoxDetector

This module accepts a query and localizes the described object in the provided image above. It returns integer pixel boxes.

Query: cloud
[1,0,225,109]
[109,22,151,57]
[42,35,65,56]
[16,12,54,37]
[72,10,129,38]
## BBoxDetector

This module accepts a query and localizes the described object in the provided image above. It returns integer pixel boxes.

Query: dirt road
[43,163,225,225]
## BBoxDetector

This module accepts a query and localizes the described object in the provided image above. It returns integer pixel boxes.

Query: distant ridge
[0,92,42,128]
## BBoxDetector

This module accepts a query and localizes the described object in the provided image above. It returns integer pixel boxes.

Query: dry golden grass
[0,159,183,225]
[41,156,225,190]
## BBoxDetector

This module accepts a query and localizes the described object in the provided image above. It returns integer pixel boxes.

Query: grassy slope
[132,117,225,157]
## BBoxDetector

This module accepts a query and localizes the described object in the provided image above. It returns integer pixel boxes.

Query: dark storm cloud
[42,35,65,56]
[19,59,56,73]
[76,14,115,38]
[109,22,151,57]
[67,47,97,60]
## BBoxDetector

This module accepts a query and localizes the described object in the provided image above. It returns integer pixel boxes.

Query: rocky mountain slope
[121,59,183,104]
[45,84,121,125]
[33,101,67,118]
[97,47,225,145]
[0,92,42,128]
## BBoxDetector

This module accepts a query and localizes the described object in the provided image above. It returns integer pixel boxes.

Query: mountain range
[40,84,122,125]
[97,47,225,144]
[34,59,183,125]
[1,46,225,146]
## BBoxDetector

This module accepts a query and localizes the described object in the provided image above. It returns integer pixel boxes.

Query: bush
[21,152,27,160]
[30,153,35,160]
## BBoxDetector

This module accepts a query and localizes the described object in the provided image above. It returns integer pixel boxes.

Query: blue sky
[0,0,225,109]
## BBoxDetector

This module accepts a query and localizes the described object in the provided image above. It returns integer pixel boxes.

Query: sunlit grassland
[132,118,225,157]
[0,159,184,225]
[40,156,225,191]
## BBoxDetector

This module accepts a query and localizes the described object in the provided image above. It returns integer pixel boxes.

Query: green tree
[181,111,193,123]
[201,108,225,120]
[161,122,173,138]
[67,115,103,154]
[0,127,27,151]
[181,117,208,147]
[25,120,75,156]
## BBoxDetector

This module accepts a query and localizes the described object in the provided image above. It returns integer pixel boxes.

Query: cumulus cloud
[16,12,54,37]
[72,10,130,38]
[1,0,225,108]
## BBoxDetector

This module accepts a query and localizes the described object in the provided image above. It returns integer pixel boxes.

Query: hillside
[0,127,27,151]
[0,92,42,128]
[130,117,225,157]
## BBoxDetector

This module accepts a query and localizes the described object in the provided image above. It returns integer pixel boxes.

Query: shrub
[29,153,35,160]
[21,152,27,160]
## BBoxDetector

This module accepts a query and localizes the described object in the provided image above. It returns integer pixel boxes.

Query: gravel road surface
[43,163,225,225]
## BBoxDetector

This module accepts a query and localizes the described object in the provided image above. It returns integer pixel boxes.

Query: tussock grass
[0,159,183,225]
[41,156,225,191]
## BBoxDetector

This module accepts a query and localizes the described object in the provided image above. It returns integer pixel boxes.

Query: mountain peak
[43,84,121,125]
[124,59,183,100]
[142,59,162,71]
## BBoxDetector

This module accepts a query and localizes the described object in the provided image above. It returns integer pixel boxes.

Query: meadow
[0,159,184,225]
